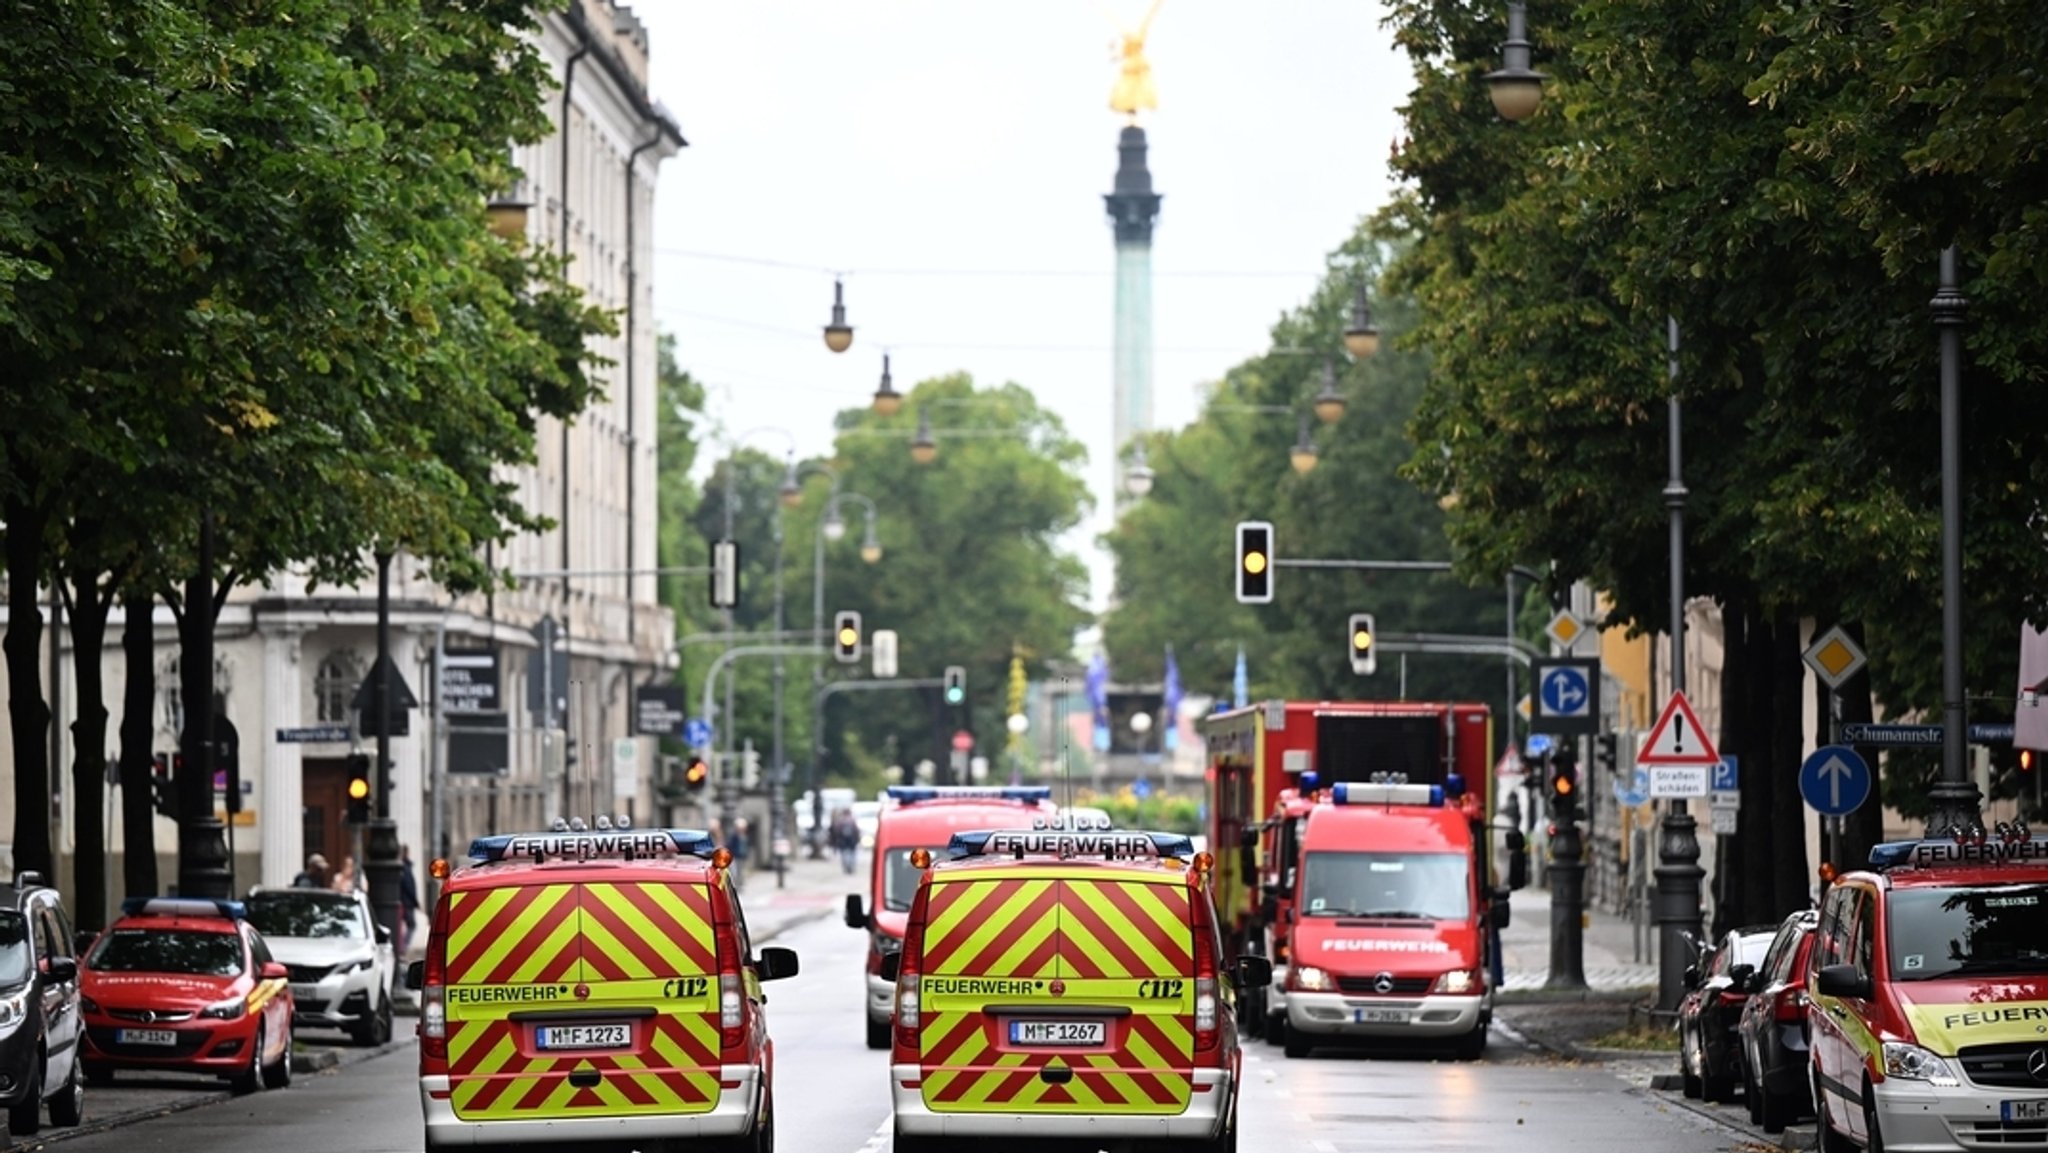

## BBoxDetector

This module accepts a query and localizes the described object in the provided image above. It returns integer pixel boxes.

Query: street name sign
[1639,691,1720,767]
[1803,626,1868,690]
[1530,658,1600,735]
[1841,723,1943,748]
[1799,745,1872,816]
[276,724,351,744]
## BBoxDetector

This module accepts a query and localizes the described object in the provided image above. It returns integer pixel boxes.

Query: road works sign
[1638,691,1720,767]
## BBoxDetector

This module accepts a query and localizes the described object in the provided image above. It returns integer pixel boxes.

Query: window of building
[315,651,362,724]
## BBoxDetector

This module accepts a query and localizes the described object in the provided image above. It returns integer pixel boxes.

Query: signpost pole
[1653,316,1704,1016]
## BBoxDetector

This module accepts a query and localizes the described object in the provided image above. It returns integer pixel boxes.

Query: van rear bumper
[1287,991,1485,1038]
[890,1064,1230,1139]
[420,1066,760,1147]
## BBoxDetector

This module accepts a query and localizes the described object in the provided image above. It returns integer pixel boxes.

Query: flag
[2019,622,2048,751]
[1162,645,1184,752]
[1233,647,1249,709]
[1086,650,1111,752]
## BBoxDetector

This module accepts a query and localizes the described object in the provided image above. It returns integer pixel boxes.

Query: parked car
[1677,924,1776,1103]
[77,897,294,1095]
[1736,909,1819,1133]
[244,887,395,1046]
[0,872,85,1135]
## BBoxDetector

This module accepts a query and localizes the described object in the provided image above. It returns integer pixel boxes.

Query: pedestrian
[293,853,331,889]
[728,819,751,885]
[332,855,361,893]
[830,808,860,874]
[398,844,421,958]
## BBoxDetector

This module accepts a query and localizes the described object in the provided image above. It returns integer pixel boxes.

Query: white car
[244,888,395,1046]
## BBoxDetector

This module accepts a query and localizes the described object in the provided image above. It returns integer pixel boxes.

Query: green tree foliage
[1377,1,2048,923]
[1102,232,1511,718]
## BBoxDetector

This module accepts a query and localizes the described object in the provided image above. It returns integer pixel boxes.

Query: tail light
[893,883,932,1053]
[419,897,452,1068]
[1717,989,1748,1009]
[712,891,746,1053]
[1775,990,1807,1024]
[1193,905,1219,1053]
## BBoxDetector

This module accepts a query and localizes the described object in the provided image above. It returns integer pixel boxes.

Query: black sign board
[633,684,688,739]
[448,711,511,776]
[354,653,419,738]
[441,648,500,714]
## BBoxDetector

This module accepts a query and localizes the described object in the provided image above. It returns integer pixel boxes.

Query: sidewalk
[1497,883,1659,994]
[731,850,863,942]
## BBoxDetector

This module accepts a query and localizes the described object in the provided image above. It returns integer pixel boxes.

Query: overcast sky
[635,2,1411,609]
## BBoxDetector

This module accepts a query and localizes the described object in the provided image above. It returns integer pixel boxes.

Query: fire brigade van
[407,819,798,1153]
[1806,827,2048,1153]
[1273,781,1502,1061]
[845,786,1056,1049]
[1243,785,1319,1038]
[883,818,1270,1153]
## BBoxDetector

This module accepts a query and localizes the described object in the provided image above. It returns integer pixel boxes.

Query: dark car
[0,871,86,1136]
[1736,909,1819,1133]
[1677,923,1775,1103]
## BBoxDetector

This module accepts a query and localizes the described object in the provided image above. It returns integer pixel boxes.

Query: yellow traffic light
[347,776,370,801]
[1352,627,1372,649]
[838,625,859,647]
[1244,551,1267,575]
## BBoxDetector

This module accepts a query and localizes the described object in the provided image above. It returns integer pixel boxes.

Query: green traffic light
[945,688,964,705]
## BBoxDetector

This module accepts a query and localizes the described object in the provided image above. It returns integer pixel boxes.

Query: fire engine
[1200,701,1495,983]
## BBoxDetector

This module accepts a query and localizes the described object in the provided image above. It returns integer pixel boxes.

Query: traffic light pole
[697,644,820,833]
[1545,741,1588,990]
[365,552,403,954]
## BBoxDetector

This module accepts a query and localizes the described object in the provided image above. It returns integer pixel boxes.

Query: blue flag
[1086,651,1111,752]
[1162,646,1183,751]
[1232,647,1249,709]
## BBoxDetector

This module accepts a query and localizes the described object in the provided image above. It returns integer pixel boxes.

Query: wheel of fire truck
[1453,1021,1487,1062]
[1280,1019,1311,1059]
[865,1016,891,1050]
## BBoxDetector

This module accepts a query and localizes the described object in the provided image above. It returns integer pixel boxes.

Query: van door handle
[1826,1004,1846,1019]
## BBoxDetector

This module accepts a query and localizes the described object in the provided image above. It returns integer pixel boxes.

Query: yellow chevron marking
[1063,883,1175,976]
[922,880,1015,957]
[449,884,583,988]
[928,880,1055,975]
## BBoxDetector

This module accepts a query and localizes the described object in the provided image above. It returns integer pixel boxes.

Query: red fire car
[77,897,294,1094]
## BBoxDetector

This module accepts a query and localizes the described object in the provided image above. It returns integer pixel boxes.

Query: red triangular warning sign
[1639,691,1720,766]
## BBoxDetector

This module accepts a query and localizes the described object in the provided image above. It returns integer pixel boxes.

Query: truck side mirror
[405,960,424,991]
[1728,963,1756,993]
[1506,846,1530,891]
[1490,892,1511,929]
[1815,963,1871,1001]
[844,894,867,930]
[756,946,800,983]
[1234,955,1273,989]
[1238,843,1257,878]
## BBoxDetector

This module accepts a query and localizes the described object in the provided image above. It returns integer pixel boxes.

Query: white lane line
[860,1116,890,1153]
[1312,1141,1339,1153]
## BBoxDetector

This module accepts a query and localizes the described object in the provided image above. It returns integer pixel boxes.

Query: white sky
[636,2,1412,609]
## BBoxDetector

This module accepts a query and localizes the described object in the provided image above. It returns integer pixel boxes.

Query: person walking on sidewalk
[727,819,751,891]
[829,808,860,874]
[397,844,421,958]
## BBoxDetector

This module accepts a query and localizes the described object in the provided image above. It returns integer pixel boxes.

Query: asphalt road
[25,915,1758,1153]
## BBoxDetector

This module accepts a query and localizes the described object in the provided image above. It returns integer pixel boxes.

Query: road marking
[1312,1141,1339,1153]
[861,1116,890,1153]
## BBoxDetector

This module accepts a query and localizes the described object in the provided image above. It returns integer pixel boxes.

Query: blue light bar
[469,828,716,864]
[1331,782,1444,808]
[120,896,246,921]
[1444,772,1467,800]
[884,786,1053,804]
[1872,833,2048,871]
[947,828,1197,861]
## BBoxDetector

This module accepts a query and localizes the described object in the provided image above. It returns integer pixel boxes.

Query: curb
[290,1047,343,1074]
[14,1085,233,1148]
[1496,988,1652,1005]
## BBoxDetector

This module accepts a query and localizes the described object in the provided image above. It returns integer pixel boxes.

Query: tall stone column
[259,629,304,889]
[391,629,426,866]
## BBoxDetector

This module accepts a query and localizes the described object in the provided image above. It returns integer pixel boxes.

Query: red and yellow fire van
[884,818,1270,1153]
[409,820,798,1152]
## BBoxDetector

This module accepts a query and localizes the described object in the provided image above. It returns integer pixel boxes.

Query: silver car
[244,889,395,1046]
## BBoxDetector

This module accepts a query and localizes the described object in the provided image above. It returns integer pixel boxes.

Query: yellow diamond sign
[1546,610,1586,650]
[1802,625,1867,690]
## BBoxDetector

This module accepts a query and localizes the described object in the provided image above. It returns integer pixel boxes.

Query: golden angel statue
[1109,0,1164,121]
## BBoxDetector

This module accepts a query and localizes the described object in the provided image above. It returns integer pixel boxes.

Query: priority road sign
[1545,610,1587,651]
[1799,744,1872,816]
[1530,658,1600,735]
[1639,691,1720,767]
[1803,626,1867,690]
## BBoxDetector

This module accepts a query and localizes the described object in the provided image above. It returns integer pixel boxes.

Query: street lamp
[823,278,854,353]
[871,353,902,415]
[1289,416,1320,475]
[1483,2,1548,122]
[910,408,938,464]
[1312,356,1347,425]
[822,506,847,542]
[1928,246,1980,833]
[777,456,803,509]
[1343,280,1381,360]
[1124,441,1156,498]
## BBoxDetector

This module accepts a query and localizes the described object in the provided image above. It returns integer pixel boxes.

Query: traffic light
[151,753,174,817]
[682,755,710,793]
[1347,613,1377,676]
[834,610,863,664]
[709,539,740,609]
[1548,747,1579,823]
[943,666,967,706]
[1235,521,1273,605]
[2022,748,2037,773]
[1594,732,1618,774]
[345,753,372,824]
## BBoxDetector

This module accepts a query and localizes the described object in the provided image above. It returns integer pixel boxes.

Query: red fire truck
[1200,701,1495,963]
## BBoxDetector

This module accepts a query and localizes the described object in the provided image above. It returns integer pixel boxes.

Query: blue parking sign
[1711,756,1738,792]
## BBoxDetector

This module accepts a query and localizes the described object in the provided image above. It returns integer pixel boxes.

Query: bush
[1074,788,1202,835]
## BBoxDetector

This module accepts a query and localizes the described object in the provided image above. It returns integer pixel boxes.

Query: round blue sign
[1539,666,1591,717]
[1799,745,1871,816]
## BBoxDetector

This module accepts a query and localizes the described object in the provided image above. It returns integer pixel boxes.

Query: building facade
[0,0,684,908]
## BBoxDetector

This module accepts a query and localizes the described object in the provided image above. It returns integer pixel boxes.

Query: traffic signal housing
[1235,521,1273,605]
[1594,732,1618,774]
[943,666,967,706]
[1347,613,1377,676]
[709,540,740,609]
[1548,747,1579,823]
[834,610,862,664]
[345,753,372,823]
[683,755,710,793]
[151,753,175,817]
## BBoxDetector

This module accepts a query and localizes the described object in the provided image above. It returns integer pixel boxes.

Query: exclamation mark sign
[1673,716,1687,754]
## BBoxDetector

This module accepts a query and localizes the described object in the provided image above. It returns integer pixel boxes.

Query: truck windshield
[1887,883,2048,980]
[1301,851,1470,920]
[882,849,930,912]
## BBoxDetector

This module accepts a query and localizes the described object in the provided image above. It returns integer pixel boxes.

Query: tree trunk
[1769,611,1811,917]
[119,586,159,899]
[1712,605,1751,937]
[4,497,53,880]
[67,573,112,929]
[1739,603,1779,930]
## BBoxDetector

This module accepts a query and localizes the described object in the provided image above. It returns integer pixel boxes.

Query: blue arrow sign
[1840,723,1943,747]
[1525,734,1555,757]
[1133,778,1153,800]
[1711,755,1739,792]
[1799,745,1872,816]
[1539,665,1592,718]
[684,717,714,748]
